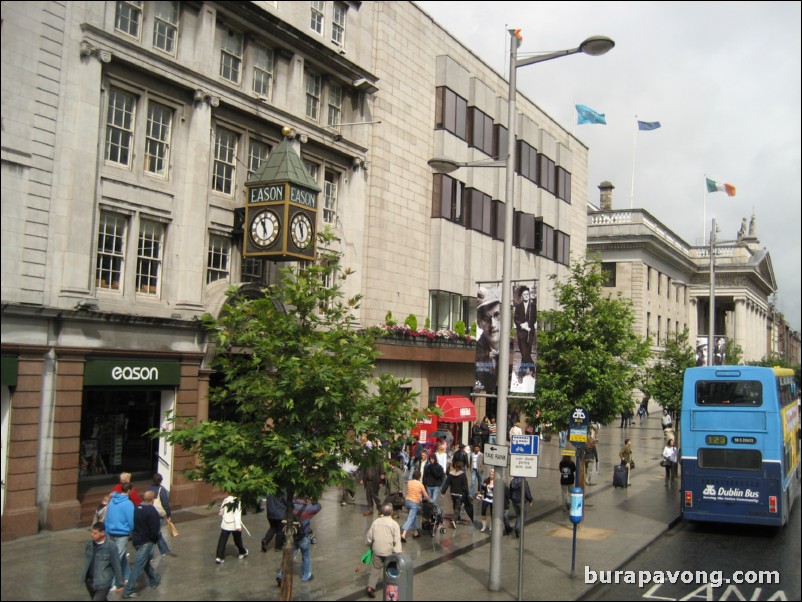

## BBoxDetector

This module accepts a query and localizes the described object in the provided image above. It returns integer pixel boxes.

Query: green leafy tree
[159,230,424,600]
[723,338,743,366]
[642,330,697,419]
[747,353,801,385]
[520,256,651,430]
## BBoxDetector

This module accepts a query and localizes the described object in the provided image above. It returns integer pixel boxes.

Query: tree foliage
[520,256,651,429]
[747,353,801,385]
[157,230,424,597]
[642,330,697,416]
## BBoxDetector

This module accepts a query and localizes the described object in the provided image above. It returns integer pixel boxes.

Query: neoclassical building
[587,182,798,364]
[2,1,592,538]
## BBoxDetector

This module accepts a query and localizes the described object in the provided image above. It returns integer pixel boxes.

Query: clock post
[243,135,321,261]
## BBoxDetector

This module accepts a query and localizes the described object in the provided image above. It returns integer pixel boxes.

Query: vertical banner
[474,286,502,393]
[511,281,537,394]
[694,337,708,366]
[713,336,726,365]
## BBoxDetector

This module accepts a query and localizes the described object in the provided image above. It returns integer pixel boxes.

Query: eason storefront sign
[84,359,180,387]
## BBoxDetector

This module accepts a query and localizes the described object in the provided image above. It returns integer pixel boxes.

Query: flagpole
[702,175,707,245]
[630,115,638,209]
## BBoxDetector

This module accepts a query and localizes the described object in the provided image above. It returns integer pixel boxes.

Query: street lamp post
[428,30,613,592]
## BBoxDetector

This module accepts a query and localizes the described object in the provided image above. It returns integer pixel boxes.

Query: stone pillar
[598,181,614,211]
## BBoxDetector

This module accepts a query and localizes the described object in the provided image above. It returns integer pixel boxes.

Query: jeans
[277,535,312,581]
[402,500,421,532]
[122,542,159,597]
[426,486,440,503]
[471,469,481,497]
[108,534,131,587]
[157,519,170,555]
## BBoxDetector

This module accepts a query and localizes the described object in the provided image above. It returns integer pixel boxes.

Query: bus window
[695,380,762,406]
[698,448,762,470]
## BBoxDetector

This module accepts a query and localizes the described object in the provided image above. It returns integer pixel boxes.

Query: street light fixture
[428,29,614,592]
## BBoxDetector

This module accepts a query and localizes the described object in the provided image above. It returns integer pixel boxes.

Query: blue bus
[680,366,800,526]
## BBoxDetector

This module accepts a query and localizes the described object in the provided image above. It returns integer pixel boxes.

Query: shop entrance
[79,389,161,483]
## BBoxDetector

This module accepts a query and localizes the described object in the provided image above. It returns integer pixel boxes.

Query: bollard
[383,552,413,601]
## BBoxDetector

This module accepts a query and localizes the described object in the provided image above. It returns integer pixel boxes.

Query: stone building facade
[2,1,590,538]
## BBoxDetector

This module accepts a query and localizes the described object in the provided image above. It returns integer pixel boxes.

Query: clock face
[250,209,280,248]
[290,213,314,250]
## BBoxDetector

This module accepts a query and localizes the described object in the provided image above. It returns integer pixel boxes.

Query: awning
[436,395,476,423]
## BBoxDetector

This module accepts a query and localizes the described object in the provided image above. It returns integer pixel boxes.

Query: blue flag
[637,120,661,131]
[576,104,606,125]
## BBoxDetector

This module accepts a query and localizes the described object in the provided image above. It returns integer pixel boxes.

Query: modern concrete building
[2,1,591,538]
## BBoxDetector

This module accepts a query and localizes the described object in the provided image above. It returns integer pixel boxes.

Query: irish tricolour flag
[706,178,736,197]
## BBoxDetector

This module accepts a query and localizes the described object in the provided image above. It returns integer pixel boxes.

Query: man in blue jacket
[81,521,124,600]
[105,482,135,587]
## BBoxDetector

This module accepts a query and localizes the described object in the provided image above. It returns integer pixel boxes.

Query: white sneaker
[215,558,224,564]
[238,549,249,559]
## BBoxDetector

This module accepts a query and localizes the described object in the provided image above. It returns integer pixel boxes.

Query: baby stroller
[420,499,446,537]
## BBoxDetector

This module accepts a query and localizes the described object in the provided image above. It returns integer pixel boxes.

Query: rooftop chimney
[598,181,615,211]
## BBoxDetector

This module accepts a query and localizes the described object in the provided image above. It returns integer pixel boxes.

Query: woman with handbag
[661,438,678,486]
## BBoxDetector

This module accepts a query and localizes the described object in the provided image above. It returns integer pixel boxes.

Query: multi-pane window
[96,213,127,291]
[493,124,508,161]
[105,88,136,166]
[435,87,467,140]
[466,188,492,236]
[556,166,572,203]
[241,257,264,283]
[144,102,172,177]
[535,219,555,260]
[220,29,244,84]
[429,290,468,330]
[115,0,143,38]
[212,127,238,194]
[327,83,342,126]
[247,140,270,181]
[516,140,538,184]
[323,171,339,224]
[555,230,570,266]
[310,0,324,34]
[252,45,274,98]
[432,174,464,224]
[207,234,230,284]
[136,220,164,295]
[515,212,536,251]
[332,2,347,46]
[467,107,494,156]
[601,262,617,287]
[305,70,322,120]
[538,153,556,195]
[152,1,179,54]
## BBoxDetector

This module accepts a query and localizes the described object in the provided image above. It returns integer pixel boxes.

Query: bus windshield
[695,380,762,406]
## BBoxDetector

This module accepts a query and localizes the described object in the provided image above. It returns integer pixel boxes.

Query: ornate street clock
[242,136,321,261]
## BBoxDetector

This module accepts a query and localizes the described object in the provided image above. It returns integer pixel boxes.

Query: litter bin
[383,552,413,600]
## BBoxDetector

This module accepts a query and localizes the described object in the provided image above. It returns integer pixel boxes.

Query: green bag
[360,549,373,565]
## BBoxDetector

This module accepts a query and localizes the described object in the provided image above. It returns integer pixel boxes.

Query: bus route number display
[705,434,727,446]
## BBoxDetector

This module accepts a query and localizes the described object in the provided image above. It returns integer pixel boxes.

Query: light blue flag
[637,120,661,131]
[575,104,606,125]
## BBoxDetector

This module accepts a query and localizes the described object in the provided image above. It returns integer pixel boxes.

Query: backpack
[152,486,167,518]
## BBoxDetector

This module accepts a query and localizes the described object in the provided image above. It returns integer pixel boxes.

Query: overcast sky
[416,1,801,333]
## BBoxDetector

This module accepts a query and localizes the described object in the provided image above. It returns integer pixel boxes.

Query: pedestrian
[261,491,288,552]
[434,440,448,478]
[400,469,430,541]
[452,443,469,470]
[360,439,384,517]
[215,494,248,563]
[507,476,532,538]
[121,490,161,598]
[276,495,322,586]
[619,439,634,486]
[81,521,124,601]
[619,411,628,428]
[509,420,523,441]
[383,457,405,518]
[583,438,598,486]
[471,419,483,448]
[469,444,484,497]
[478,469,495,532]
[480,416,490,447]
[144,473,172,557]
[660,409,674,440]
[637,403,646,425]
[488,417,497,444]
[440,460,471,528]
[105,482,135,588]
[111,472,142,506]
[661,438,678,486]
[558,455,577,510]
[364,503,402,598]
[422,452,443,503]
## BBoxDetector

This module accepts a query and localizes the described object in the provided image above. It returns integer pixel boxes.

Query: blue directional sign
[510,434,539,456]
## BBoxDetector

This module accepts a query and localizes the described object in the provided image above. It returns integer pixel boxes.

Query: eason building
[2,1,592,538]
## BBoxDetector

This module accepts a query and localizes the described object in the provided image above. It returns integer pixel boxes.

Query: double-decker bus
[680,366,800,526]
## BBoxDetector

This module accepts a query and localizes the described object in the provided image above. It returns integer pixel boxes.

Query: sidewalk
[0,417,679,601]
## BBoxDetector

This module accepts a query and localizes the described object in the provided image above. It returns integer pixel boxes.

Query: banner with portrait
[695,336,726,366]
[474,285,501,393]
[510,281,537,394]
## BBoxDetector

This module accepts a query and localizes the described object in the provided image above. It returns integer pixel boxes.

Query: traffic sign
[510,454,538,478]
[483,444,509,467]
[510,434,539,455]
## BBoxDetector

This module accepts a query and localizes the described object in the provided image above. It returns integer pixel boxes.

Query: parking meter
[569,486,584,524]
[383,552,413,601]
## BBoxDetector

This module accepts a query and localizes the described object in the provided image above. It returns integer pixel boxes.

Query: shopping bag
[168,521,179,537]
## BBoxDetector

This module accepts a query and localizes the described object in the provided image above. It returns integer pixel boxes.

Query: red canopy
[436,395,477,423]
